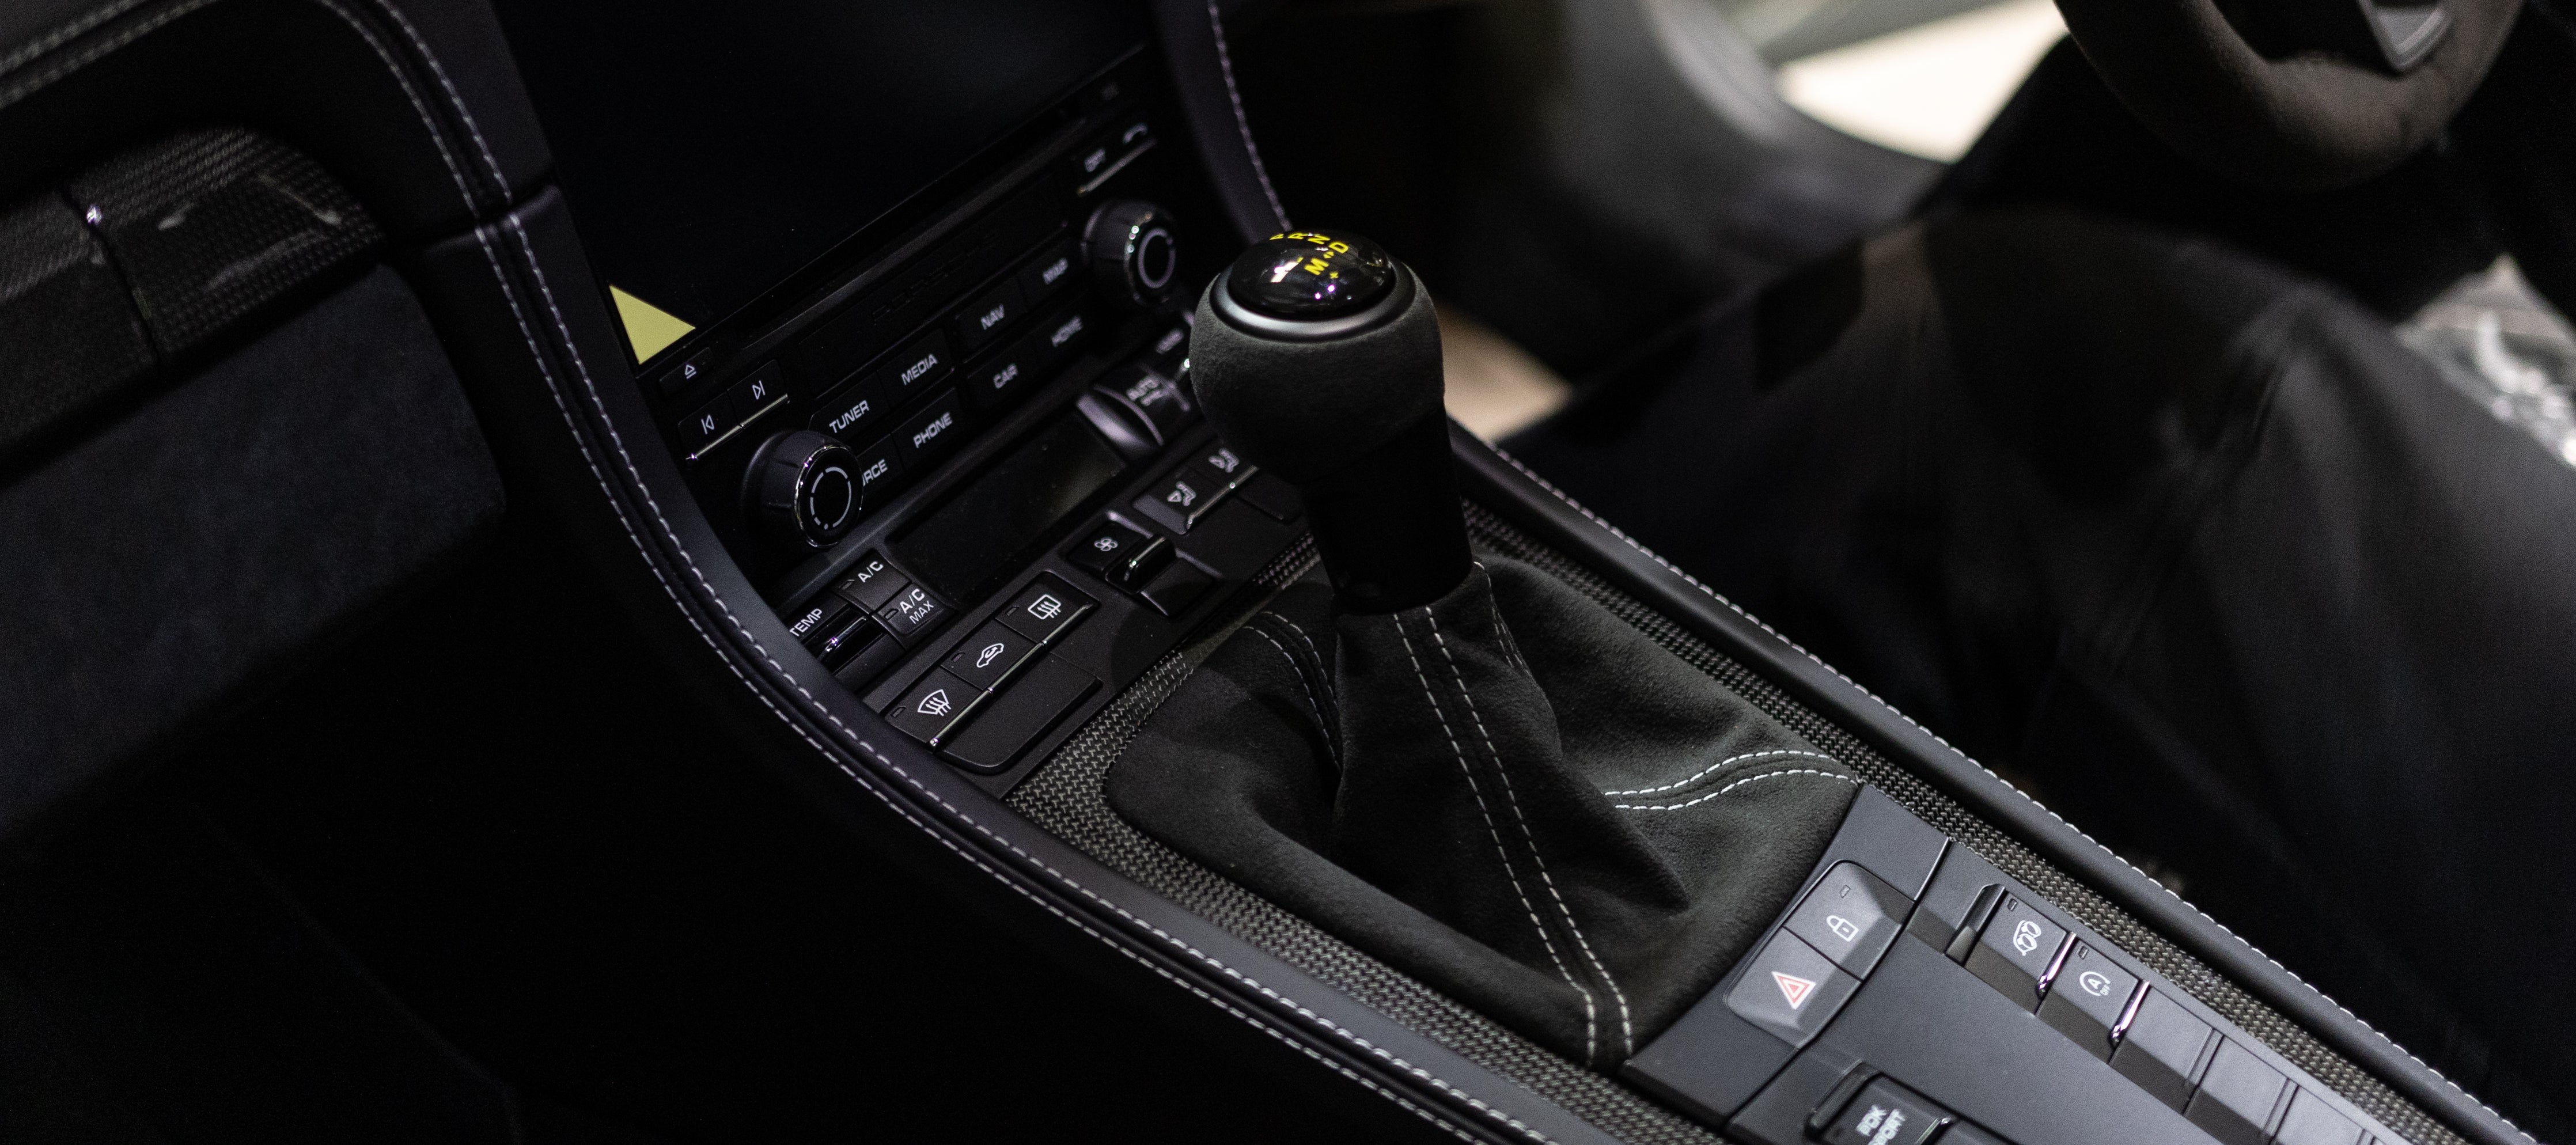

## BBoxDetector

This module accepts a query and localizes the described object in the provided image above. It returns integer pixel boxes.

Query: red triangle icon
[1773,971,1817,1009]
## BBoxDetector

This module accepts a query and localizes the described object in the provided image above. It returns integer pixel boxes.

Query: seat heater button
[883,668,982,746]
[2110,988,2217,1112]
[2272,1087,2365,1145]
[997,575,1096,644]
[832,552,907,612]
[942,621,1041,692]
[1818,1076,1950,1145]
[2185,1038,2289,1145]
[876,583,949,646]
[1783,861,1911,977]
[1723,930,1861,1048]
[1188,443,1254,493]
[1965,894,2070,1011]
[2036,940,2140,1060]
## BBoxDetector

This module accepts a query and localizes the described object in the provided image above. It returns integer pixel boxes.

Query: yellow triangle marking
[609,285,695,362]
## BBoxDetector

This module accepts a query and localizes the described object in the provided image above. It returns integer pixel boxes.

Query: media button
[864,328,954,398]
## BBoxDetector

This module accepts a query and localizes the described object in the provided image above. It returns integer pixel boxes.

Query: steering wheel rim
[2051,0,2522,191]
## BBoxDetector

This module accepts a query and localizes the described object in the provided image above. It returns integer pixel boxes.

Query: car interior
[2,0,2571,1141]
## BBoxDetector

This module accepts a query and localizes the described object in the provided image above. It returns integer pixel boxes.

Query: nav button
[1723,931,1859,1048]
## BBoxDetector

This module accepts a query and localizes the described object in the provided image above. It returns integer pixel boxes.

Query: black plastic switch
[833,552,907,612]
[1725,931,1861,1048]
[1784,862,1911,977]
[876,583,948,646]
[1066,518,1155,578]
[996,576,1095,643]
[2035,940,2140,1060]
[1232,471,1302,521]
[963,338,1039,412]
[942,621,1041,692]
[2273,1088,2365,1145]
[941,655,1101,772]
[1965,894,2069,1011]
[832,624,905,689]
[893,389,966,465]
[812,611,877,668]
[2185,1039,2289,1145]
[1134,468,1222,533]
[1817,1076,1949,1145]
[1134,553,1218,617]
[1938,1123,2010,1144]
[884,668,982,746]
[849,435,904,510]
[1188,442,1253,488]
[953,278,1026,351]
[2111,989,2217,1112]
[786,598,857,651]
[1016,240,1081,303]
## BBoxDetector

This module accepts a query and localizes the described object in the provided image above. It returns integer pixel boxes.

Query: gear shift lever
[1189,230,1469,613]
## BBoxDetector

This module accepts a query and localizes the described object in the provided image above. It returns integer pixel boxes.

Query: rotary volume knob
[1085,199,1180,309]
[747,430,862,550]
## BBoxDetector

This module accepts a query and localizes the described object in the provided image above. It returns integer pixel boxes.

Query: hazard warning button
[1725,930,1862,1047]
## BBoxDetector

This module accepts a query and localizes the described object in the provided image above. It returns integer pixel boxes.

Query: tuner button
[749,430,863,550]
[1085,199,1180,309]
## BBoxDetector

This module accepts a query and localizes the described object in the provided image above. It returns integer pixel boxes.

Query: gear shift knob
[1190,231,1469,612]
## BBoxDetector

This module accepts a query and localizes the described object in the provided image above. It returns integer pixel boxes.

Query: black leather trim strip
[1449,423,2536,1145]
[1146,0,1289,242]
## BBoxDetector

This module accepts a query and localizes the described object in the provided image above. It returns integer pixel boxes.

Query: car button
[1066,518,1156,577]
[941,656,1101,773]
[2111,988,2217,1112]
[893,389,966,465]
[1817,1076,1949,1145]
[876,583,949,646]
[941,621,1042,692]
[996,575,1096,643]
[1016,240,1082,302]
[1783,861,1911,977]
[2036,940,2140,1060]
[952,278,1027,351]
[2185,1039,2287,1145]
[963,338,1039,412]
[1133,468,1223,533]
[884,668,982,746]
[1965,894,2070,1010]
[1723,930,1859,1048]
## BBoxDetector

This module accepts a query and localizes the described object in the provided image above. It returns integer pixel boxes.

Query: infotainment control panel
[541,39,1297,789]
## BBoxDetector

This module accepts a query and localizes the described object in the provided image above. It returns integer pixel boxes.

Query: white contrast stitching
[1422,606,1634,1059]
[1202,0,1287,229]
[1394,612,1593,1062]
[1244,620,1338,770]
[1475,439,2540,1143]
[1598,749,1843,797]
[1259,608,1336,707]
[1609,768,1858,812]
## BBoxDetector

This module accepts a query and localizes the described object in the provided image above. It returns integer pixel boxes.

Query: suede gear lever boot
[1105,556,1860,1068]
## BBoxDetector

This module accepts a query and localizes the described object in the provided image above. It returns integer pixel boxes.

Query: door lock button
[1783,862,1911,977]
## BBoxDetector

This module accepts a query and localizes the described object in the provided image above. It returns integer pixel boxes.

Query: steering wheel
[2051,0,2522,190]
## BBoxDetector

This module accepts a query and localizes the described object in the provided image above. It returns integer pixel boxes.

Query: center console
[493,5,2527,1145]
